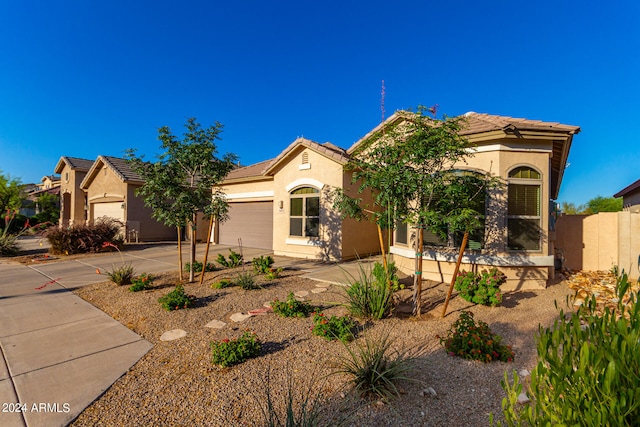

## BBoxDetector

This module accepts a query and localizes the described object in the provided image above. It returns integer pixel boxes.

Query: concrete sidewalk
[0,241,377,427]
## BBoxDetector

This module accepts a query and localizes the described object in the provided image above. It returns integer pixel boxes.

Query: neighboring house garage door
[219,202,273,250]
[93,202,125,222]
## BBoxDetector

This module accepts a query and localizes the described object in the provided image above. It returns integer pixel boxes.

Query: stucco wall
[272,147,345,261]
[85,165,127,221]
[556,212,640,279]
[125,184,175,241]
[59,165,87,226]
[391,140,555,289]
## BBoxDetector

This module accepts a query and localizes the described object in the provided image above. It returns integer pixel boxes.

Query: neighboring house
[613,179,640,213]
[55,156,94,226]
[215,138,380,260]
[78,156,175,242]
[216,112,580,289]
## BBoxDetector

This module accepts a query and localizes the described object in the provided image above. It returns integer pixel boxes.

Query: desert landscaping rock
[263,301,272,308]
[70,267,578,427]
[204,320,226,329]
[159,329,187,341]
[230,312,252,322]
[248,307,272,316]
[294,290,309,298]
[311,287,327,294]
[314,282,331,288]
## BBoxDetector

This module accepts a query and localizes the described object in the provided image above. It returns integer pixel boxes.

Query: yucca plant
[333,328,415,400]
[343,261,393,319]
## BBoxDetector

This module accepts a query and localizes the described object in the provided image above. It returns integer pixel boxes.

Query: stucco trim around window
[225,190,274,200]
[285,178,325,192]
[285,238,323,247]
[390,245,553,266]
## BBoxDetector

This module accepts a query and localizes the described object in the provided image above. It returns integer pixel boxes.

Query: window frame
[507,166,542,251]
[289,186,320,238]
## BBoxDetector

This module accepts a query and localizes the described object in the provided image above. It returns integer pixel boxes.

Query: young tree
[345,107,481,316]
[126,118,237,282]
[0,171,23,217]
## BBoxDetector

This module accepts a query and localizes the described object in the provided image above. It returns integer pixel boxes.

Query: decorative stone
[311,288,327,294]
[294,290,309,298]
[248,307,272,316]
[205,320,227,329]
[263,301,272,308]
[419,387,437,397]
[315,282,331,288]
[230,312,252,323]
[160,329,187,341]
[518,369,530,377]
[517,392,530,404]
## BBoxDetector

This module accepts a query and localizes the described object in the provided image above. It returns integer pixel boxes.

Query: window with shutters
[507,166,541,251]
[289,187,320,237]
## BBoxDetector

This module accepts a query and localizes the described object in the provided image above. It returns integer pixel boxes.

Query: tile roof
[263,137,349,175]
[54,156,94,174]
[614,179,640,198]
[101,156,144,183]
[226,159,275,181]
[460,112,581,135]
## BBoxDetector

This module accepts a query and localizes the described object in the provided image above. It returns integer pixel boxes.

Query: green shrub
[236,271,259,290]
[265,267,283,280]
[106,263,135,286]
[217,249,243,268]
[271,292,312,318]
[129,273,153,292]
[184,260,217,273]
[311,312,357,342]
[372,261,403,291]
[44,217,124,255]
[210,278,235,289]
[158,285,194,311]
[211,331,261,367]
[495,272,640,426]
[344,262,393,319]
[454,268,506,306]
[439,310,514,363]
[252,255,275,274]
[333,328,415,400]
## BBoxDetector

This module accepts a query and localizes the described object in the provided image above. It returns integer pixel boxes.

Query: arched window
[507,166,541,250]
[289,187,320,237]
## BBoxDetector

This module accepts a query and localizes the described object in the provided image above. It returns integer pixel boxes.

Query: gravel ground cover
[69,265,574,427]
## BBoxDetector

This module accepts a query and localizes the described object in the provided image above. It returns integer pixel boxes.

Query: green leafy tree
[126,117,237,282]
[0,171,23,218]
[33,192,60,224]
[584,196,623,214]
[344,107,489,316]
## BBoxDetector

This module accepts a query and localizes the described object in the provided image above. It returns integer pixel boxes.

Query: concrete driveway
[0,239,377,426]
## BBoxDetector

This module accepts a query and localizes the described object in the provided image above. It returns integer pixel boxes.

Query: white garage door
[93,202,125,222]
[219,202,273,250]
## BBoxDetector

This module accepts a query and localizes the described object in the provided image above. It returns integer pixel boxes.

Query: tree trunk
[177,226,183,281]
[189,213,197,283]
[377,223,391,288]
[441,230,469,318]
[199,216,215,285]
[412,226,424,317]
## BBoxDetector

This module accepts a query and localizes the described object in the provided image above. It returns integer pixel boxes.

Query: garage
[93,202,125,222]
[218,201,273,250]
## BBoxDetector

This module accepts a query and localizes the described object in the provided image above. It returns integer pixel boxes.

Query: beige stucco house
[351,112,581,289]
[215,138,380,261]
[216,112,580,289]
[55,156,94,226]
[78,156,175,241]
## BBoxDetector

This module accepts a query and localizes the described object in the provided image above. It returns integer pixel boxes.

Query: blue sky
[1,0,638,206]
